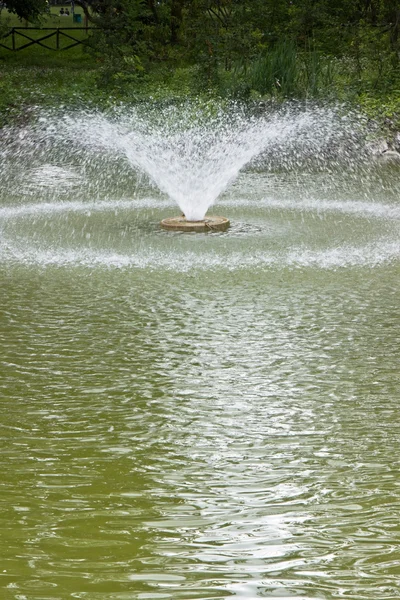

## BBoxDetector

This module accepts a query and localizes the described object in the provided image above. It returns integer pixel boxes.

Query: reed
[250,40,298,97]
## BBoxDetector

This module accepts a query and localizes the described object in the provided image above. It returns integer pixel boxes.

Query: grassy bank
[0,8,103,123]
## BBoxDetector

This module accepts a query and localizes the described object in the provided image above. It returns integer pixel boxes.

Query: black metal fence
[0,27,96,51]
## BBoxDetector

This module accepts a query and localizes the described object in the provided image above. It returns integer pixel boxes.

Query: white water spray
[1,102,398,271]
[38,103,362,221]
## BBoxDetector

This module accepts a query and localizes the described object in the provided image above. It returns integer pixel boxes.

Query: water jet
[2,102,396,271]
[47,104,350,226]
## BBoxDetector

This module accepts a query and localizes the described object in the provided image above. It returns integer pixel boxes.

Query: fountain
[11,101,367,235]
[1,102,400,600]
[0,100,398,270]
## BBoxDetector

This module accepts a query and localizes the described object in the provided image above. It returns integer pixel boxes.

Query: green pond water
[1,154,400,599]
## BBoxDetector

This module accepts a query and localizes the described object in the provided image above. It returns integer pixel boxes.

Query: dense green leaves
[5,0,48,21]
[4,0,399,103]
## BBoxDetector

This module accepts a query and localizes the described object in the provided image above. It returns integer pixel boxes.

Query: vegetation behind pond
[0,1,399,144]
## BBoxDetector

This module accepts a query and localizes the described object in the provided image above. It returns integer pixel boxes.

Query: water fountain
[5,102,369,236]
[1,102,400,600]
[0,101,398,268]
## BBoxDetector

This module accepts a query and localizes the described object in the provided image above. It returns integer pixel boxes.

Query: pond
[1,106,400,599]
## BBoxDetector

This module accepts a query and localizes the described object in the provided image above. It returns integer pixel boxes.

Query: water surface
[1,117,400,599]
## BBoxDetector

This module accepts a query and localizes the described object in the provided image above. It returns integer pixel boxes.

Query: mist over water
[59,104,363,221]
[1,101,369,220]
[1,100,397,271]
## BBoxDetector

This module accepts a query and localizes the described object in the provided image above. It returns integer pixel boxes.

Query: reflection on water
[1,125,400,599]
[1,266,400,599]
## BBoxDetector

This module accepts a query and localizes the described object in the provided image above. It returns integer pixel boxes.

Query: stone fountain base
[161,216,230,232]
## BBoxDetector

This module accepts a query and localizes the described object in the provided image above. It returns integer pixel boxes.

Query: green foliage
[0,0,398,138]
[249,40,298,97]
[4,0,48,22]
[83,0,175,89]
[223,40,337,100]
[358,92,400,135]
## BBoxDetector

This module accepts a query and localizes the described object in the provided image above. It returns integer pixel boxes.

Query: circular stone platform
[161,216,230,232]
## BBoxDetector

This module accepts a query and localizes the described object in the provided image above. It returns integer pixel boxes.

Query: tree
[4,0,48,21]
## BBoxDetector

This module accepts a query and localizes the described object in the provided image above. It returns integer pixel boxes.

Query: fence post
[12,28,15,51]
[56,28,59,49]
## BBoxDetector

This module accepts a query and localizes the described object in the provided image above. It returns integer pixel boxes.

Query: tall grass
[250,40,298,97]
[243,40,336,99]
